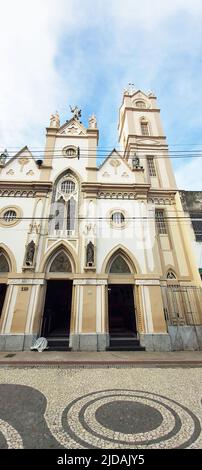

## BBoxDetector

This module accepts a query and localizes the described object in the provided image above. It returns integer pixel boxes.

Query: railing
[48,229,77,238]
[161,284,202,326]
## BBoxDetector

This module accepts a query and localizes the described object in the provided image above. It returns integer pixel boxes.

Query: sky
[0,0,202,189]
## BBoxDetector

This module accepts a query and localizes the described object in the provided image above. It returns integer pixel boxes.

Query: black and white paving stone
[0,367,201,449]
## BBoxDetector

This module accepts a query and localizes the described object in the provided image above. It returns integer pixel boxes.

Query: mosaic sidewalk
[0,367,201,449]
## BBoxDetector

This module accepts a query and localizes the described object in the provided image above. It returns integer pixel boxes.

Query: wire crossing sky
[0,0,202,189]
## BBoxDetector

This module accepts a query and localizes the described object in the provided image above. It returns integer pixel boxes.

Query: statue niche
[25,240,35,266]
[86,241,95,267]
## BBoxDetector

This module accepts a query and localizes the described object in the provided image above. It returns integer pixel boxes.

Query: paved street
[0,364,201,449]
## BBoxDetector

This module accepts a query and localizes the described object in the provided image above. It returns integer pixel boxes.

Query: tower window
[147,157,156,176]
[155,209,167,234]
[141,121,149,136]
[136,100,146,108]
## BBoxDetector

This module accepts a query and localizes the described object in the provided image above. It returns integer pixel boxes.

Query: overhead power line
[0,216,202,221]
[1,153,202,160]
[2,147,202,154]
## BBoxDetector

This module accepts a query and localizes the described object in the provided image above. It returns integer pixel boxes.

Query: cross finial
[128,83,136,95]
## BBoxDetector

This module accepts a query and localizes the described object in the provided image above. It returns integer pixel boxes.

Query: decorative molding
[18,157,29,172]
[109,159,121,174]
[60,124,85,136]
[73,279,107,285]
[98,191,137,199]
[148,197,174,205]
[136,280,160,286]
[8,279,45,285]
[0,182,52,198]
[28,222,41,234]
[0,189,37,198]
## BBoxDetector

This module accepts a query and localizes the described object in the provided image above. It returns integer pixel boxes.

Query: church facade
[0,88,202,352]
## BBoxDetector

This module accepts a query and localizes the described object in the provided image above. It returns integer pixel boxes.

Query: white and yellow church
[0,88,201,352]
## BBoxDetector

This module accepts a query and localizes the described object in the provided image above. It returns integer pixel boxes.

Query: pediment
[0,146,39,179]
[99,149,122,169]
[131,90,149,99]
[58,118,87,136]
[99,149,133,180]
[3,146,37,168]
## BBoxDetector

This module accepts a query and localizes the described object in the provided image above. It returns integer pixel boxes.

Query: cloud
[0,0,202,197]
[175,157,202,190]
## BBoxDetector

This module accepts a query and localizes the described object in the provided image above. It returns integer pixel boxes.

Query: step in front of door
[46,337,71,351]
[107,336,145,351]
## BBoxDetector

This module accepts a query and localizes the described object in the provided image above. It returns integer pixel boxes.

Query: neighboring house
[180,191,202,280]
[0,88,201,352]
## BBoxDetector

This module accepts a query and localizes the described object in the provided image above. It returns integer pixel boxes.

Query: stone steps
[107,336,145,351]
[46,336,71,351]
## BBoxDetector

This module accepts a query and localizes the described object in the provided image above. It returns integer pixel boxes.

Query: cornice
[0,181,52,197]
[81,182,150,192]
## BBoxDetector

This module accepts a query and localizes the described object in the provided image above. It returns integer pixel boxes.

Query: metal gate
[161,285,202,326]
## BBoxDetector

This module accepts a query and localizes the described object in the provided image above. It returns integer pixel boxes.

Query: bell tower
[118,87,176,190]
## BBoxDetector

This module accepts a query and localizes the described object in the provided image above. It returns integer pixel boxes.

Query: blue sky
[0,0,202,188]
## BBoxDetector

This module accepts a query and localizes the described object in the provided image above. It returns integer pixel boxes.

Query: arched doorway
[107,254,137,337]
[41,250,73,349]
[0,252,9,319]
[105,250,143,350]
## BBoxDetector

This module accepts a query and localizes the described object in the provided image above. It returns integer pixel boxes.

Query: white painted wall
[0,197,36,271]
[51,135,90,182]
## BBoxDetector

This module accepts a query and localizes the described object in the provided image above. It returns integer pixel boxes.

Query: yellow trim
[0,206,23,227]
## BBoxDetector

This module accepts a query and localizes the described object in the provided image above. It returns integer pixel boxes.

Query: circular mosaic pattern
[61,389,201,449]
[95,401,163,434]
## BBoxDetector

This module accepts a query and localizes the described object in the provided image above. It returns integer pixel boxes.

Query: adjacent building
[180,191,202,281]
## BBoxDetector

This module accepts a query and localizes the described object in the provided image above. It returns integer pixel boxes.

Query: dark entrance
[108,284,136,337]
[41,280,72,337]
[0,284,7,318]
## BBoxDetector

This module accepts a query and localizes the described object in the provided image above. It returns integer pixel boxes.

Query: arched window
[49,172,79,237]
[49,251,72,272]
[109,255,131,273]
[135,100,146,108]
[0,252,9,272]
[111,211,125,226]
[63,146,77,157]
[140,120,149,136]
[65,147,76,157]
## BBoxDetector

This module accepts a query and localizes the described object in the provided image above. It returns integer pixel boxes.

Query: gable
[98,150,134,183]
[57,118,87,136]
[0,147,40,181]
[131,90,149,99]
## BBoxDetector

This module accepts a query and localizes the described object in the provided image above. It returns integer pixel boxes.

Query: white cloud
[0,0,87,149]
[175,157,202,190]
[0,0,202,199]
